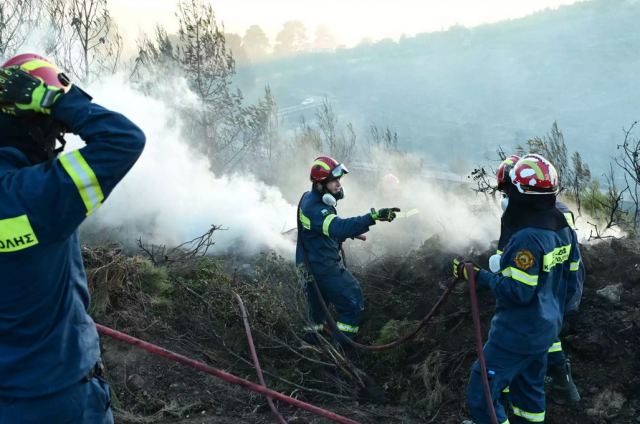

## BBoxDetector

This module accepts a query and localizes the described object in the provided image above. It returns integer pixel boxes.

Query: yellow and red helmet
[496,155,520,192]
[510,154,559,195]
[310,156,349,183]
[1,53,71,92]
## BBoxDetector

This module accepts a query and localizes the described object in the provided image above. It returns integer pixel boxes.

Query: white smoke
[70,75,296,255]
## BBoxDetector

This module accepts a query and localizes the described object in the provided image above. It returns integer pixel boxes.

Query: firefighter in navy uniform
[456,154,581,424]
[0,54,145,423]
[296,156,399,344]
[494,155,583,405]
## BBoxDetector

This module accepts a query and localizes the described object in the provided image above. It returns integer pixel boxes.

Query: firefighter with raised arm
[0,54,145,423]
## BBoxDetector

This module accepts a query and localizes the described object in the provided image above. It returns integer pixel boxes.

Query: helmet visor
[331,163,349,179]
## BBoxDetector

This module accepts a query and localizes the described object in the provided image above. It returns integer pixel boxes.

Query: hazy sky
[110,0,584,47]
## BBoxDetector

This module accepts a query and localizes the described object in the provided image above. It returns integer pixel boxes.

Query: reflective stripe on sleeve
[322,214,337,236]
[564,212,576,230]
[58,150,104,216]
[299,210,311,230]
[501,267,539,286]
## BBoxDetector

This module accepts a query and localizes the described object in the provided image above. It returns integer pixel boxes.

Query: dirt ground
[94,237,640,424]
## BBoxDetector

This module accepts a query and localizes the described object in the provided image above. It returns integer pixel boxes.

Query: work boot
[546,359,581,404]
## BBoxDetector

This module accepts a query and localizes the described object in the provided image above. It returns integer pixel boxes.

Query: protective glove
[453,257,480,281]
[489,254,502,273]
[370,207,401,222]
[0,66,64,115]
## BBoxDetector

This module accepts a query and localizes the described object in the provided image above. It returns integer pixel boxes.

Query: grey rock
[596,283,624,304]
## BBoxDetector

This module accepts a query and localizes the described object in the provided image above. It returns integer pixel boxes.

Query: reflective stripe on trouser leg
[512,406,545,422]
[316,270,364,339]
[509,350,547,424]
[303,324,325,332]
[336,322,359,333]
[548,341,562,353]
[467,343,513,424]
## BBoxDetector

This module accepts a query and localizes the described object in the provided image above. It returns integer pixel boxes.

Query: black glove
[371,207,401,222]
[0,66,64,115]
[453,257,480,281]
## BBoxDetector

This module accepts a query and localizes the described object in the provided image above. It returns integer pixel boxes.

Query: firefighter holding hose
[454,154,581,424]
[495,155,582,405]
[0,54,145,423]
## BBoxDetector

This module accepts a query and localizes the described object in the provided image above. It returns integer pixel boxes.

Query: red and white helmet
[310,156,349,183]
[509,154,559,195]
[2,53,71,92]
[496,155,521,192]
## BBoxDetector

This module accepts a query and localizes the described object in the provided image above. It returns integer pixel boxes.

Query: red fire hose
[96,324,360,424]
[234,292,287,424]
[298,192,459,351]
[309,275,459,351]
[466,263,499,424]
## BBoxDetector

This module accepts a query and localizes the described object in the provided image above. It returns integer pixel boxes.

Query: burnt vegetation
[2,1,639,422]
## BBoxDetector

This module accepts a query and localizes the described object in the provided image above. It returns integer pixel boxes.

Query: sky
[110,0,585,47]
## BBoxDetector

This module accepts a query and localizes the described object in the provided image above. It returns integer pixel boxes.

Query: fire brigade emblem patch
[514,250,535,270]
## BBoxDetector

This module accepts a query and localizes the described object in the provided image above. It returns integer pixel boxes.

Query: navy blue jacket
[479,226,581,354]
[498,200,585,311]
[296,188,375,276]
[0,86,145,397]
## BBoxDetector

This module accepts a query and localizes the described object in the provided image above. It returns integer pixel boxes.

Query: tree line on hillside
[2,0,639,235]
[0,0,412,181]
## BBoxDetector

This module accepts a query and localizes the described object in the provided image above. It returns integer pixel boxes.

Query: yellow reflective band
[303,324,324,332]
[519,159,545,179]
[542,245,571,272]
[336,322,359,333]
[313,160,331,170]
[0,215,39,252]
[299,210,311,230]
[502,386,510,393]
[322,214,337,237]
[59,150,104,216]
[512,405,545,422]
[564,212,576,230]
[20,59,58,72]
[570,260,581,272]
[548,341,562,353]
[502,267,539,286]
[496,249,503,254]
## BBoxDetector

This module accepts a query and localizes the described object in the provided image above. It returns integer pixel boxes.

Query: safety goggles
[331,163,349,179]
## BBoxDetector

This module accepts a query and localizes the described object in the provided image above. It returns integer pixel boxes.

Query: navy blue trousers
[0,377,113,424]
[467,341,547,424]
[307,268,364,339]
